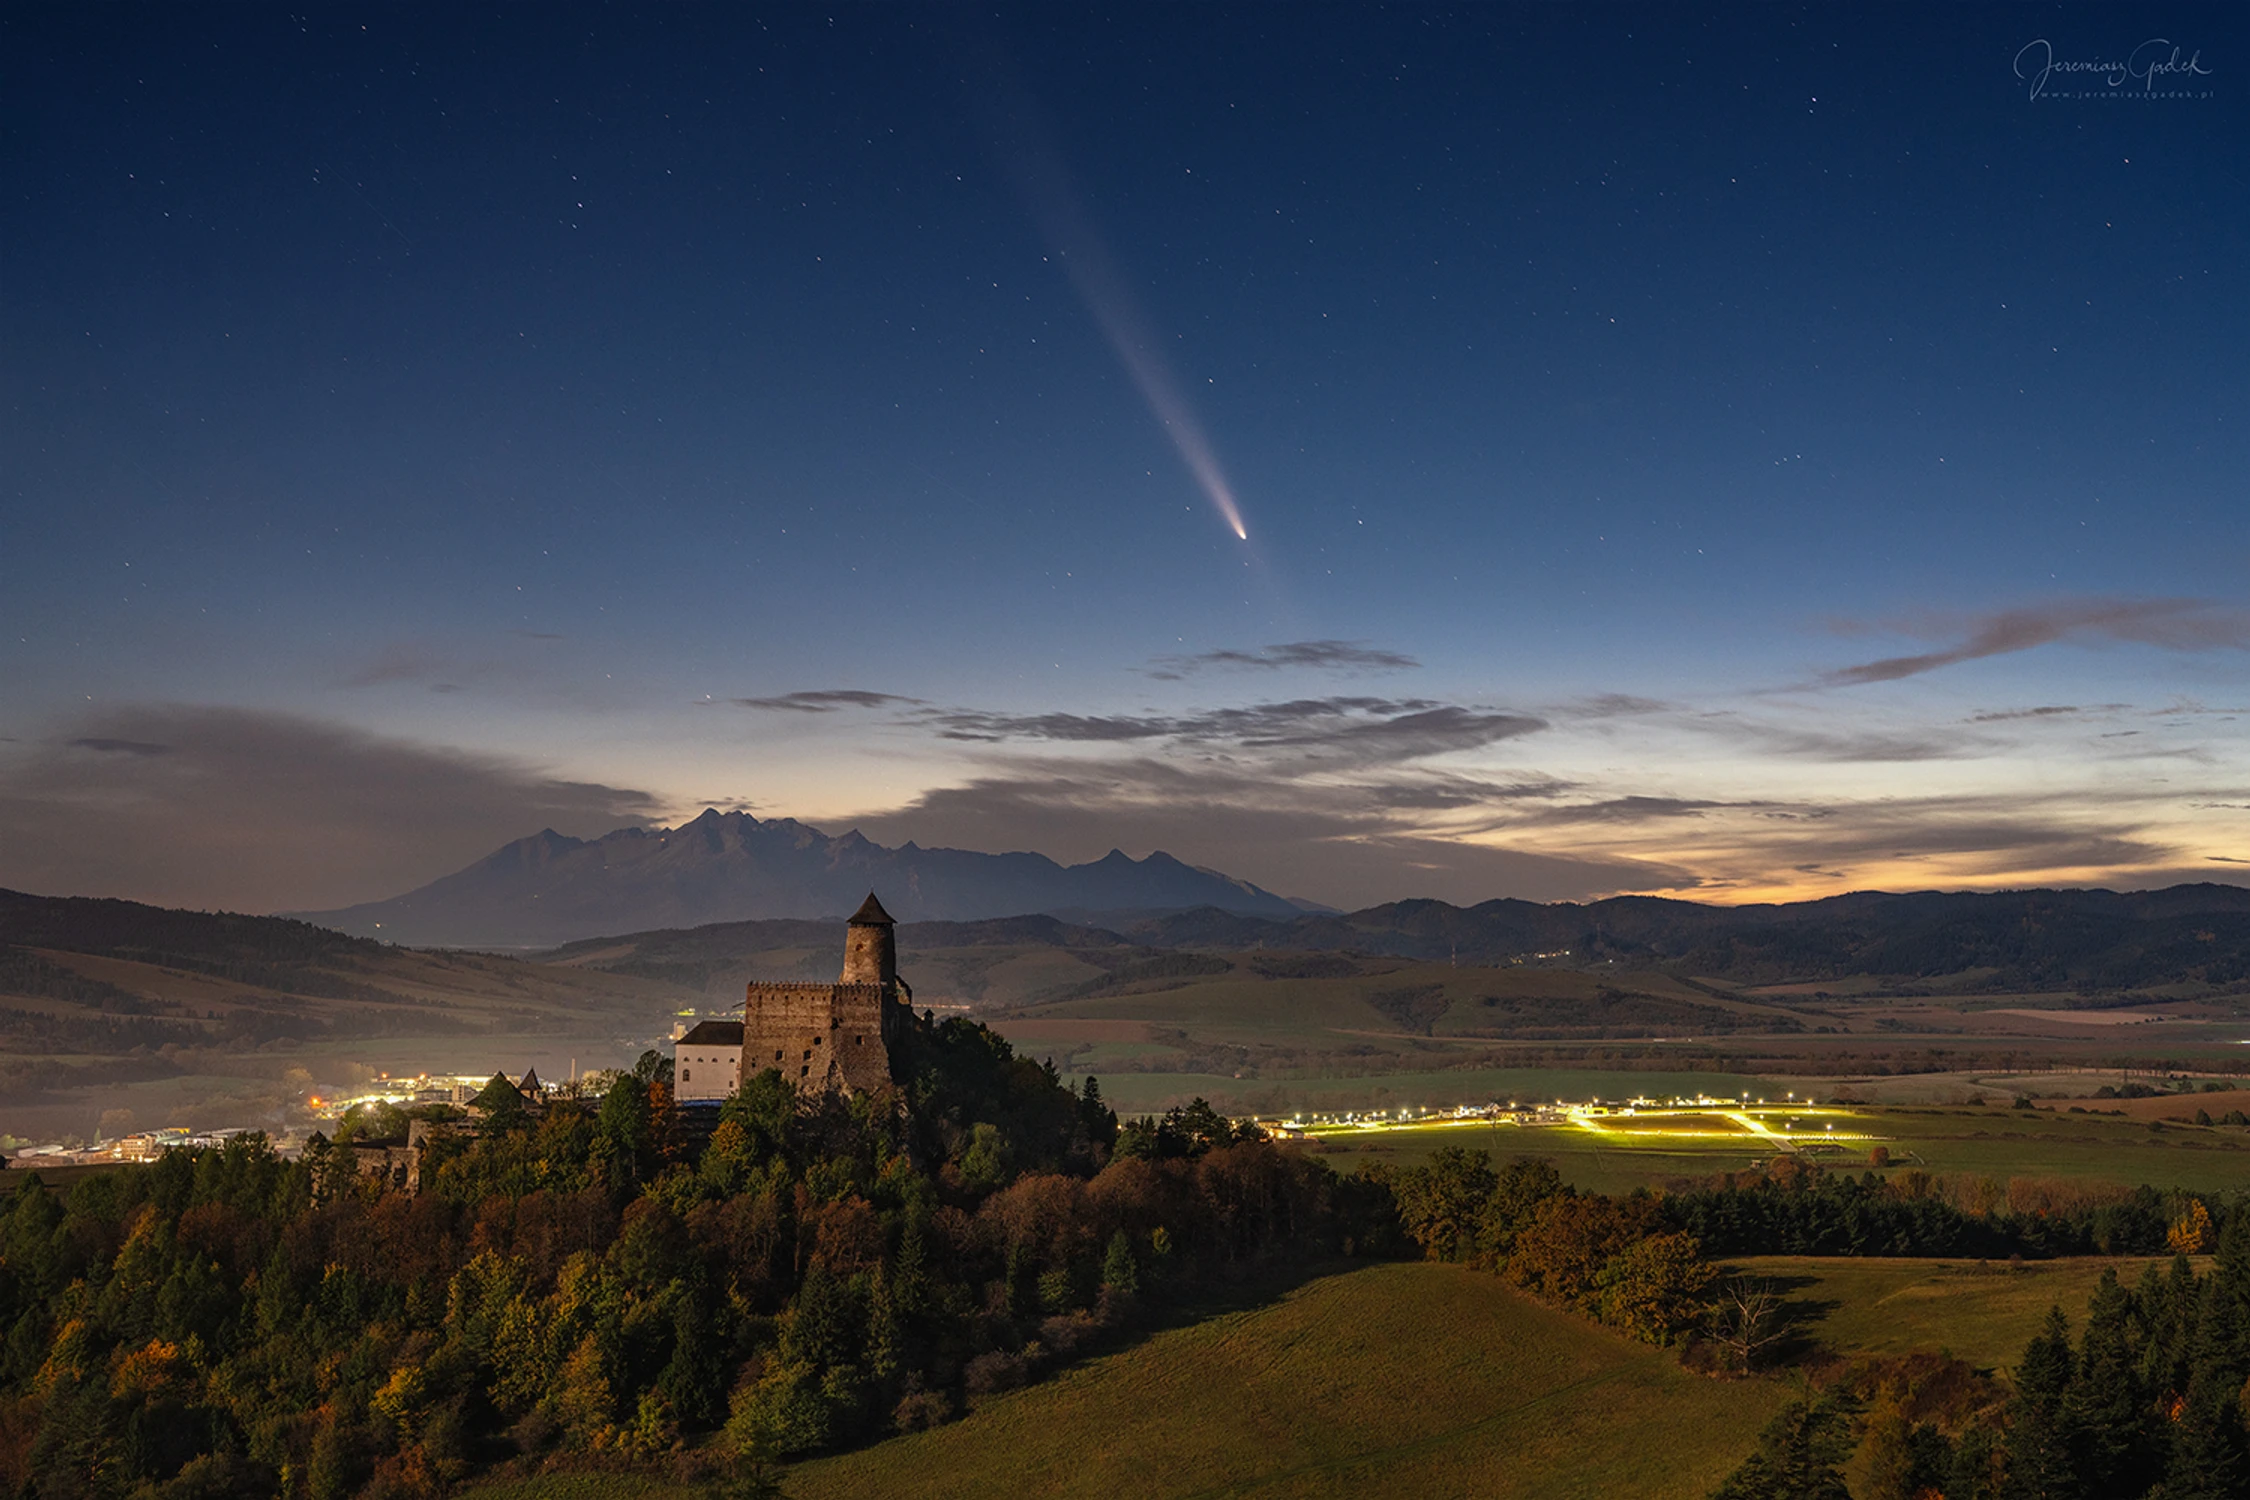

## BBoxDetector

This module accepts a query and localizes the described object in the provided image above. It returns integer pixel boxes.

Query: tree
[1860,1393,1951,1500]
[470,1073,527,1127]
[1711,1278,1790,1374]
[2002,1306,2083,1500]
[2067,1269,2150,1497]
[1101,1229,1140,1300]
[2170,1199,2216,1255]
[1476,1156,1566,1262]
[598,1071,653,1166]
[1390,1147,1497,1262]
[1709,1396,1855,1500]
[1592,1230,1714,1345]
[1078,1076,1118,1151]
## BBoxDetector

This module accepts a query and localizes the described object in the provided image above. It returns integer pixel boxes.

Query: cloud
[1825,597,2250,686]
[1567,694,1674,719]
[1145,639,1419,679]
[845,755,1681,909]
[0,705,661,912]
[68,738,172,757]
[1509,796,1735,827]
[1688,714,1982,763]
[919,696,1545,764]
[1968,705,2083,723]
[340,641,457,689]
[733,690,922,713]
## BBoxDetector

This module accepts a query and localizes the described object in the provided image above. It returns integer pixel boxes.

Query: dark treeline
[1664,1163,2211,1260]
[0,1019,1393,1499]
[1389,1149,2234,1277]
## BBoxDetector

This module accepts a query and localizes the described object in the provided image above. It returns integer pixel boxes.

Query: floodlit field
[1302,1104,2250,1195]
[1061,1063,1776,1118]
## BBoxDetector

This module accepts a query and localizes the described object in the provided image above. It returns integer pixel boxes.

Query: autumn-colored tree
[2169,1198,2215,1255]
[1592,1230,1714,1345]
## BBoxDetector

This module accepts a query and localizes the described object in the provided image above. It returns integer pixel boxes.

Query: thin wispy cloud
[1968,705,2084,723]
[1825,597,2250,686]
[1146,639,1420,679]
[918,696,1544,763]
[68,738,172,757]
[733,690,923,713]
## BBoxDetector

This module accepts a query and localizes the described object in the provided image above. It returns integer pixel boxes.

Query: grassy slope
[786,1263,1784,1500]
[1731,1255,2180,1370]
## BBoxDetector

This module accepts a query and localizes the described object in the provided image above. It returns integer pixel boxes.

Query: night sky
[4,4,2246,914]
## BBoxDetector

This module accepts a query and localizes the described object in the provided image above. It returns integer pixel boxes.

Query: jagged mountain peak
[290,813,1303,947]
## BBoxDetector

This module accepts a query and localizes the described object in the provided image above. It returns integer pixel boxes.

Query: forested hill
[1122,884,2250,991]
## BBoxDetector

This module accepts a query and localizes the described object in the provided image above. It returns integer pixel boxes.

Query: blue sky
[3,4,2246,912]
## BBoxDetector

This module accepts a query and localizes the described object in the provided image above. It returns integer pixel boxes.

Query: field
[1300,1103,2250,1195]
[459,1251,2168,1500]
[1728,1254,2181,1369]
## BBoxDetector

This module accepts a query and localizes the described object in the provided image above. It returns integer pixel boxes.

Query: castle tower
[840,891,897,985]
[681,893,914,1100]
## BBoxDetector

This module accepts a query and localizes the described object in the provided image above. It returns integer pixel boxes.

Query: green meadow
[1728,1254,2184,1370]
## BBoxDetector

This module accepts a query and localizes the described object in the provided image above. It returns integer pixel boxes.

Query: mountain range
[290,809,1315,947]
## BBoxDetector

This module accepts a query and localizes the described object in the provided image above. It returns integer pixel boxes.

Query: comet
[1053,242,1250,541]
[995,97,1251,542]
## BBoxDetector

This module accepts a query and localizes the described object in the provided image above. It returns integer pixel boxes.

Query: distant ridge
[531,882,2250,997]
[1117,883,2250,991]
[289,809,1311,947]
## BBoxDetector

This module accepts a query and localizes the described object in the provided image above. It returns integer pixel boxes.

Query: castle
[674,892,917,1101]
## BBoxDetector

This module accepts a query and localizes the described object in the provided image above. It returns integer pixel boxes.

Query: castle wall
[744,981,904,1093]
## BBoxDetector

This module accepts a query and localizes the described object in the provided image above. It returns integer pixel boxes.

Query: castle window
[682,1069,691,1083]
[774,1050,783,1061]
[854,1035,863,1045]
[803,1048,812,1061]
[800,1065,809,1076]
[814,1036,823,1047]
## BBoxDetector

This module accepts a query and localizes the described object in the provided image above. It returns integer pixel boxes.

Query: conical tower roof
[848,891,895,926]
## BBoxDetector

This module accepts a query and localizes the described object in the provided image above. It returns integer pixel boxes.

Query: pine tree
[1709,1396,1855,1500]
[2003,1306,2084,1500]
[1949,1424,2005,1500]
[1101,1229,1140,1300]
[2160,1278,2250,1500]
[2068,1269,2150,1496]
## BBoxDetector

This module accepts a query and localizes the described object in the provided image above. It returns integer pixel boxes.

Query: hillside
[0,889,696,1142]
[293,809,1310,947]
[783,1262,1782,1500]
